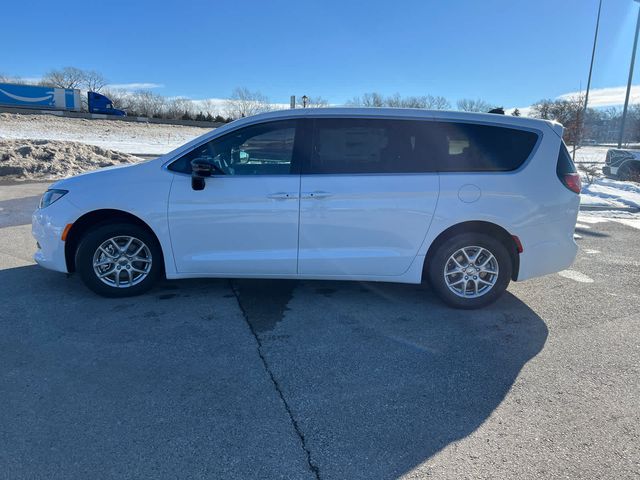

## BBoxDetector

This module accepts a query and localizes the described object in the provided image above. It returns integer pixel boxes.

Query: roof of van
[224,107,563,137]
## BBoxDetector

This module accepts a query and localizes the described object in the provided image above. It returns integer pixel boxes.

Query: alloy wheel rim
[443,246,499,298]
[92,236,152,288]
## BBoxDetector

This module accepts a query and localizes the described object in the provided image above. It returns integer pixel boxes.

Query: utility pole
[618,0,640,148]
[580,0,602,152]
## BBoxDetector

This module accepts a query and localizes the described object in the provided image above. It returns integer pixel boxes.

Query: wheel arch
[64,209,164,273]
[423,220,520,281]
[619,158,640,175]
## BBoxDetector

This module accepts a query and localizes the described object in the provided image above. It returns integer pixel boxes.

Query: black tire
[427,233,512,309]
[75,222,163,297]
[618,162,640,182]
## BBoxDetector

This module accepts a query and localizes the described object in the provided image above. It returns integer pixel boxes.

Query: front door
[167,119,302,275]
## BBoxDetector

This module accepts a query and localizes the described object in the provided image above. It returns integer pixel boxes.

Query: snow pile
[580,177,640,210]
[0,113,210,155]
[0,139,139,181]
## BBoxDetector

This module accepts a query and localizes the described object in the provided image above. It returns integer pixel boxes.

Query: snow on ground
[578,210,640,230]
[0,139,138,181]
[580,177,640,209]
[0,113,211,155]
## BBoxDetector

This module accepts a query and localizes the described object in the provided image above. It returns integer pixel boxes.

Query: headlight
[39,189,68,209]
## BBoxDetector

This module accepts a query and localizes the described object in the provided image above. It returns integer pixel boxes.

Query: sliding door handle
[267,192,296,200]
[303,191,332,199]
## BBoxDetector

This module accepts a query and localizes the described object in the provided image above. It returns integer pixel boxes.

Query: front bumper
[32,198,79,273]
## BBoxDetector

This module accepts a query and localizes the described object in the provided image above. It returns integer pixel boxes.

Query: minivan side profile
[32,108,581,308]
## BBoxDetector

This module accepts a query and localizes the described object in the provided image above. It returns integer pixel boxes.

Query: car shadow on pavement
[1,266,548,479]
[230,279,549,479]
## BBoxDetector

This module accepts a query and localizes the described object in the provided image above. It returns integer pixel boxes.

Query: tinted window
[425,122,539,172]
[168,120,297,175]
[309,119,437,174]
[308,118,538,174]
[556,141,577,175]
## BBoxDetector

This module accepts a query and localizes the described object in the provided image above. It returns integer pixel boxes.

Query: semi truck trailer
[0,82,125,116]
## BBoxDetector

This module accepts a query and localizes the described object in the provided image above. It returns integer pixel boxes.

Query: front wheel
[427,233,512,309]
[75,223,163,297]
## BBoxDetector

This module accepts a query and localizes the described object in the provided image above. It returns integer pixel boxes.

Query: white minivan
[32,108,581,308]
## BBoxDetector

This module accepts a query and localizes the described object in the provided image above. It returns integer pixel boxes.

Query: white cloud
[558,85,640,108]
[512,84,640,117]
[106,82,164,91]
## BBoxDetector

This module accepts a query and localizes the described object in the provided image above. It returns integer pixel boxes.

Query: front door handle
[267,192,296,200]
[303,191,332,199]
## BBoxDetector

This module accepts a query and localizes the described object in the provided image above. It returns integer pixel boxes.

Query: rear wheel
[75,223,162,297]
[428,233,512,309]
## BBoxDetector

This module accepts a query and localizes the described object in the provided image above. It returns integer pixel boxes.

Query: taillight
[557,142,580,194]
[561,173,581,194]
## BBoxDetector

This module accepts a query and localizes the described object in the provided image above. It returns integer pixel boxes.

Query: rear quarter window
[425,122,539,172]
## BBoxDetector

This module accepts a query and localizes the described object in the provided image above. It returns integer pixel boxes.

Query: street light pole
[618,1,640,148]
[580,0,602,148]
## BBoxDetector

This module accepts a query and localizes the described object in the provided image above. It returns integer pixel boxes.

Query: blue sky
[2,0,639,108]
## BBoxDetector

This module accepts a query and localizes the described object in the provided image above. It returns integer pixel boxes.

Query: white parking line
[558,270,594,283]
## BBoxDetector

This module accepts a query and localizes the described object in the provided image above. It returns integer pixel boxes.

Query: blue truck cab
[87,91,126,116]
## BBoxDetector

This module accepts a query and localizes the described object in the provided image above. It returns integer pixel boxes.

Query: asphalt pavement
[0,183,638,479]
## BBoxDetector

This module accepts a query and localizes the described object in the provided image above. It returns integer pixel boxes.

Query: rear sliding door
[298,118,439,277]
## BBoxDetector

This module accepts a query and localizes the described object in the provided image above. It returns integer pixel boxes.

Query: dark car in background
[604,149,640,181]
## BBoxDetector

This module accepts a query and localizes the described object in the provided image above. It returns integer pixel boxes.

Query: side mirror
[191,159,213,191]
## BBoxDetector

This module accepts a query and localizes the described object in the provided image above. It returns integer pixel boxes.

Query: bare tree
[122,90,166,117]
[225,87,271,119]
[400,95,427,108]
[164,97,193,119]
[349,92,385,107]
[361,92,385,107]
[100,88,130,110]
[384,93,404,107]
[456,98,493,112]
[530,99,555,119]
[530,94,585,146]
[41,66,107,92]
[0,74,27,84]
[41,67,86,89]
[82,70,107,92]
[424,95,451,110]
[296,95,329,108]
[348,92,450,110]
[199,98,224,117]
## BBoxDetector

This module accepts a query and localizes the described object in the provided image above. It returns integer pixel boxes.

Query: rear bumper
[516,219,578,281]
[603,165,617,177]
